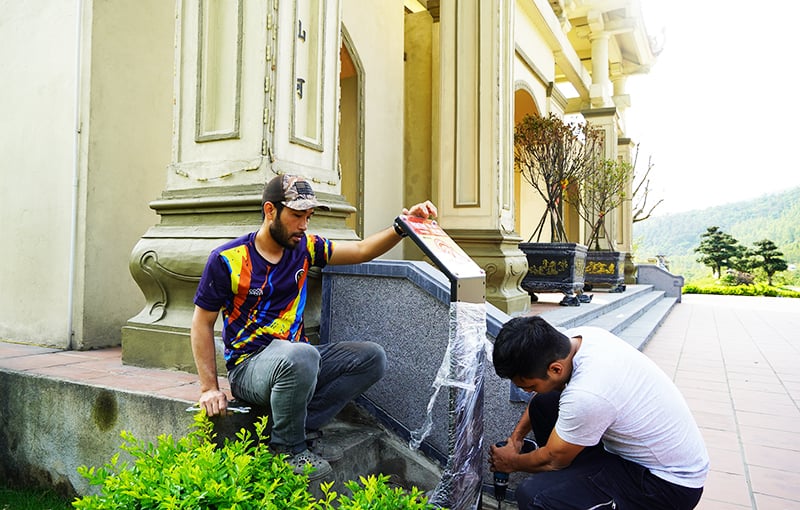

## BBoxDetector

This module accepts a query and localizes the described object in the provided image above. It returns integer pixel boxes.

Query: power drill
[493,441,510,508]
[493,439,538,509]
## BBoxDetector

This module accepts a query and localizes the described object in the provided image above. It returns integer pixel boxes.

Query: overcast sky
[624,0,800,216]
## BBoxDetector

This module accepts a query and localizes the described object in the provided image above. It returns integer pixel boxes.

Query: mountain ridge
[632,186,800,272]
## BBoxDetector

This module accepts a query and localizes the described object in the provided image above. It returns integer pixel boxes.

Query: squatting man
[191,173,437,481]
[489,316,709,509]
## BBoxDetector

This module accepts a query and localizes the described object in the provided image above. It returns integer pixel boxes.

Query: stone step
[307,404,442,498]
[537,285,674,353]
[583,289,666,335]
[539,284,657,329]
[618,296,678,350]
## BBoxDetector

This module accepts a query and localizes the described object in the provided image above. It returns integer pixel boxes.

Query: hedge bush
[73,413,439,510]
[683,282,800,298]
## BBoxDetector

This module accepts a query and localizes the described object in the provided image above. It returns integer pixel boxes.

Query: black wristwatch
[393,217,408,238]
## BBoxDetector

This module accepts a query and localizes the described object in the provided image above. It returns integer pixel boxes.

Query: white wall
[76,0,173,348]
[342,0,405,258]
[0,0,173,349]
[0,2,79,347]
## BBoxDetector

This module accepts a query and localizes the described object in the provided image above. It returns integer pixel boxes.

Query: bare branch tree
[630,145,663,224]
[515,114,602,242]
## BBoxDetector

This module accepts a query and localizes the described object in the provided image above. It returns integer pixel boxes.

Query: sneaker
[276,448,332,480]
[306,430,343,463]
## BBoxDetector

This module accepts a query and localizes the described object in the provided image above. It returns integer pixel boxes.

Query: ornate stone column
[433,0,528,315]
[581,106,620,248]
[122,0,350,370]
[617,137,637,283]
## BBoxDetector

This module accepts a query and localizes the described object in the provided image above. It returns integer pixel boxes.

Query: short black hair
[493,316,571,380]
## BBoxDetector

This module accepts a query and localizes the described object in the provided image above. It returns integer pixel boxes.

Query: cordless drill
[493,441,510,507]
[493,439,538,509]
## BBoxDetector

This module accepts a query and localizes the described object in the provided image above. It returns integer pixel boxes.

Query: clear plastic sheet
[409,301,492,510]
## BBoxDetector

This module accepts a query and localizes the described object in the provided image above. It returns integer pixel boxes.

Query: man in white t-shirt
[489,316,709,509]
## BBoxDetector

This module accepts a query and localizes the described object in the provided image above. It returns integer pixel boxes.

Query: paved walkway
[643,294,800,510]
[1,293,799,509]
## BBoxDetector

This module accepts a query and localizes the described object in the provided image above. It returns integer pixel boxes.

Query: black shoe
[305,429,343,462]
[272,445,333,480]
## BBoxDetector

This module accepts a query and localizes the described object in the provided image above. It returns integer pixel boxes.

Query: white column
[589,31,613,107]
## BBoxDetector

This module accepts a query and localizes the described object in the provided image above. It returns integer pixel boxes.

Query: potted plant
[567,157,633,292]
[514,113,601,305]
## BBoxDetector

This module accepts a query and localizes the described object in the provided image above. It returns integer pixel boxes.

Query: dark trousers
[515,391,703,510]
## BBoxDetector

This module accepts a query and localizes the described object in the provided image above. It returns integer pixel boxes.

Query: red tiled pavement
[643,294,800,510]
[1,293,799,508]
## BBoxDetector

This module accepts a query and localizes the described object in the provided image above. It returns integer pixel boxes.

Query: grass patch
[0,486,72,510]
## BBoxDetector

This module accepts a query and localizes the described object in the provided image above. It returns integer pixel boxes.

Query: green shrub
[683,282,800,298]
[73,413,439,510]
[719,271,754,286]
[323,476,436,510]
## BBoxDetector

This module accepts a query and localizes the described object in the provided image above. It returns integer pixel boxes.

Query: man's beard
[269,217,302,250]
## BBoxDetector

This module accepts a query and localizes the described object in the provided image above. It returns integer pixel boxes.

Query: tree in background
[515,113,602,242]
[694,226,744,278]
[631,145,664,224]
[751,239,788,285]
[568,157,634,250]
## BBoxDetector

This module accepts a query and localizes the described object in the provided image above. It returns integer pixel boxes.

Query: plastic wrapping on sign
[409,301,492,510]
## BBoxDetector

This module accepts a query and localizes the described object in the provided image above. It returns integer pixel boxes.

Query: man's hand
[329,200,439,265]
[403,200,438,219]
[198,388,229,417]
[490,430,584,474]
[489,440,518,473]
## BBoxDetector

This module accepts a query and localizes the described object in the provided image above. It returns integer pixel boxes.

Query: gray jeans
[227,340,386,453]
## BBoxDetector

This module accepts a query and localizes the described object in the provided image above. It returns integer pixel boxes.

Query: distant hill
[632,186,800,279]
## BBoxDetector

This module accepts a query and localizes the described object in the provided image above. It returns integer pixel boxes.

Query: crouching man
[191,174,437,482]
[489,316,708,509]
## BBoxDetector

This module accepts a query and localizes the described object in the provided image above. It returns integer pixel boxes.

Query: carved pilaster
[446,229,529,316]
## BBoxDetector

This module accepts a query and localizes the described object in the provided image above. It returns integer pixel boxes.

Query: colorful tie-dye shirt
[194,231,334,370]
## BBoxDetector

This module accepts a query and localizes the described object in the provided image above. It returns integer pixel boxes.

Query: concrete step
[538,284,675,352]
[583,289,666,335]
[539,284,656,330]
[314,404,442,496]
[618,296,678,350]
[209,401,443,498]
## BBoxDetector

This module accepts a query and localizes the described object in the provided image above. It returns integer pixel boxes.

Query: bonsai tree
[752,238,788,285]
[694,226,744,278]
[514,113,602,243]
[567,157,634,250]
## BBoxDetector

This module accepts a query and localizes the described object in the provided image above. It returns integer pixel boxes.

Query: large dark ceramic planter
[584,250,626,292]
[519,242,588,306]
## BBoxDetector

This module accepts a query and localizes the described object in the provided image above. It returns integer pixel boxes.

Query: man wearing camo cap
[191,173,437,481]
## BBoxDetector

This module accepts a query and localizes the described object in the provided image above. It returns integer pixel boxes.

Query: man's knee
[279,342,321,383]
[335,341,386,378]
[362,342,387,380]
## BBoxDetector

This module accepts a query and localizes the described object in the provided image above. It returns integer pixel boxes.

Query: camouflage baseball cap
[262,174,328,210]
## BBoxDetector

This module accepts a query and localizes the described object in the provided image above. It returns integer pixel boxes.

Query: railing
[636,264,685,302]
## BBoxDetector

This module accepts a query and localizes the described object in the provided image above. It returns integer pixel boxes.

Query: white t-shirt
[555,327,709,488]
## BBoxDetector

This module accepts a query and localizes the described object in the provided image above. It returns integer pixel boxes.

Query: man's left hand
[403,200,437,220]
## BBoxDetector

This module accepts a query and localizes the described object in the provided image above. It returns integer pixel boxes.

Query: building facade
[0,0,656,366]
